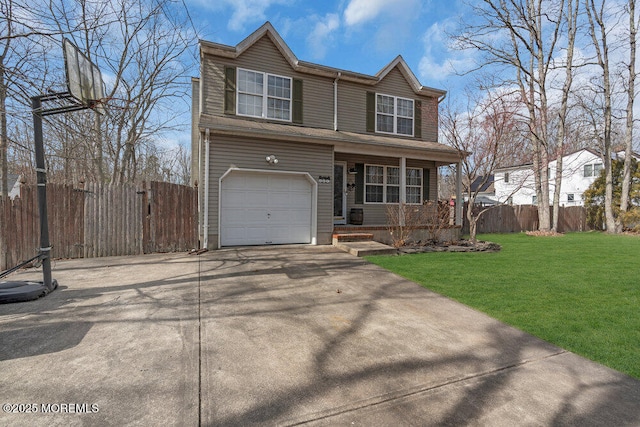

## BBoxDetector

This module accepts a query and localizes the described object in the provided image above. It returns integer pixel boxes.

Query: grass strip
[366,232,640,379]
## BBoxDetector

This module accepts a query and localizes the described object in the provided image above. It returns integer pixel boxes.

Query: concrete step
[332,233,374,245]
[333,240,398,257]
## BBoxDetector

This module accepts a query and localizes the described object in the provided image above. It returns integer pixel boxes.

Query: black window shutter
[423,168,430,201]
[224,66,236,115]
[355,163,365,204]
[414,100,422,138]
[292,79,303,124]
[366,92,375,132]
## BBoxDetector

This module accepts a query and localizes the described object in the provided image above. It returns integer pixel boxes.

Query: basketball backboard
[63,38,105,111]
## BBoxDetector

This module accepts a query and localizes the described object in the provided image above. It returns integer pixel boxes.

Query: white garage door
[220,171,313,246]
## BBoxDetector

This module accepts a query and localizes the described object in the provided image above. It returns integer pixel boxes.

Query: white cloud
[306,14,340,60]
[343,0,423,53]
[227,0,284,31]
[343,0,388,26]
[189,0,290,32]
[418,18,477,83]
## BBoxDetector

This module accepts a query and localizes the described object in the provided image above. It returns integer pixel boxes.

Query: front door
[333,162,347,225]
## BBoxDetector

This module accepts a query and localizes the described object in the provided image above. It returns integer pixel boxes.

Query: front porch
[331,151,463,241]
[333,224,462,246]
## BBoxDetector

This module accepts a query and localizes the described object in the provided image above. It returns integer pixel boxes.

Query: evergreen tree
[584,159,640,230]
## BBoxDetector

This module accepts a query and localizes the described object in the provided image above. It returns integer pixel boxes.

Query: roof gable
[200,22,446,98]
[236,22,299,69]
[376,55,445,97]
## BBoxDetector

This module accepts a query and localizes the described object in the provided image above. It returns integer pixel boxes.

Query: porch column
[456,161,463,226]
[400,157,406,226]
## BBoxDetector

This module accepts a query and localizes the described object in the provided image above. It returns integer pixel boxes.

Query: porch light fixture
[347,182,356,191]
[265,154,278,165]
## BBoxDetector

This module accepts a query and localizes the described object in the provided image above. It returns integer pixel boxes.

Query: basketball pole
[31,96,56,292]
[0,39,100,304]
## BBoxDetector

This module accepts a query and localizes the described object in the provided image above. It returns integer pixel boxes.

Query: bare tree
[1,0,20,198]
[585,0,617,232]
[619,0,638,228]
[100,0,193,184]
[43,0,194,185]
[457,0,567,231]
[551,0,580,231]
[441,91,522,244]
[1,0,70,194]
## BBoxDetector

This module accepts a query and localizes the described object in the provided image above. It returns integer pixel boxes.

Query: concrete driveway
[1,245,639,426]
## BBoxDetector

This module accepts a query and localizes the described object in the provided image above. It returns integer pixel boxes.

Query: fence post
[0,196,6,271]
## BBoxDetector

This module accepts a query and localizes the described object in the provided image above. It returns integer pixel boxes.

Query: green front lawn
[366,232,640,379]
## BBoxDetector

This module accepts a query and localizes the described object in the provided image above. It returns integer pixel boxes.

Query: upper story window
[237,68,292,121]
[584,162,603,177]
[593,163,603,175]
[376,94,414,136]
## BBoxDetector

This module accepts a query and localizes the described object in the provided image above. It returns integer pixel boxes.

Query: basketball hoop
[63,38,106,114]
[1,39,106,303]
[88,96,138,113]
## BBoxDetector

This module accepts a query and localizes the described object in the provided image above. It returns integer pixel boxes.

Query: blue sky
[185,0,470,96]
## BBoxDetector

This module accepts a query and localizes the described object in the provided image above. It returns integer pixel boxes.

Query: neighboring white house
[494,149,609,207]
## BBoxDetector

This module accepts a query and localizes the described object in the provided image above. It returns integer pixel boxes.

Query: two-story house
[493,148,636,207]
[191,22,463,249]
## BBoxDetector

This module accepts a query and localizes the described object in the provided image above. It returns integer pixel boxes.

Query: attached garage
[219,169,317,246]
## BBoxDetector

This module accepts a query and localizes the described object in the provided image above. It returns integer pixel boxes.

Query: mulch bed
[397,240,501,254]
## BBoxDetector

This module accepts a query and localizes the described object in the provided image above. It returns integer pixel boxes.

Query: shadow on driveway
[199,246,640,426]
[1,246,639,426]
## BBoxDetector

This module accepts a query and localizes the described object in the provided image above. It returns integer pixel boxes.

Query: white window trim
[405,167,423,204]
[364,164,422,205]
[364,164,385,204]
[236,67,292,122]
[375,93,414,137]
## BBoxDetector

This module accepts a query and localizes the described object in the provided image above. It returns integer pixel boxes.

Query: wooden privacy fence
[462,203,590,234]
[1,181,198,271]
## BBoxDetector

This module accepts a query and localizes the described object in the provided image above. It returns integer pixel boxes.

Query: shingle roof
[199,115,461,163]
[200,22,446,98]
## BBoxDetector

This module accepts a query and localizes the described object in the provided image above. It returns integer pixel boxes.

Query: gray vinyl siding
[201,37,334,129]
[200,37,441,140]
[420,97,439,142]
[200,56,224,117]
[375,68,417,100]
[206,136,334,247]
[335,153,438,225]
[373,69,439,141]
[336,81,366,133]
[336,68,439,141]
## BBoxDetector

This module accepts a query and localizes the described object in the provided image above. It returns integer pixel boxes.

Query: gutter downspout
[334,72,341,131]
[197,131,202,243]
[203,128,210,249]
[456,162,463,227]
